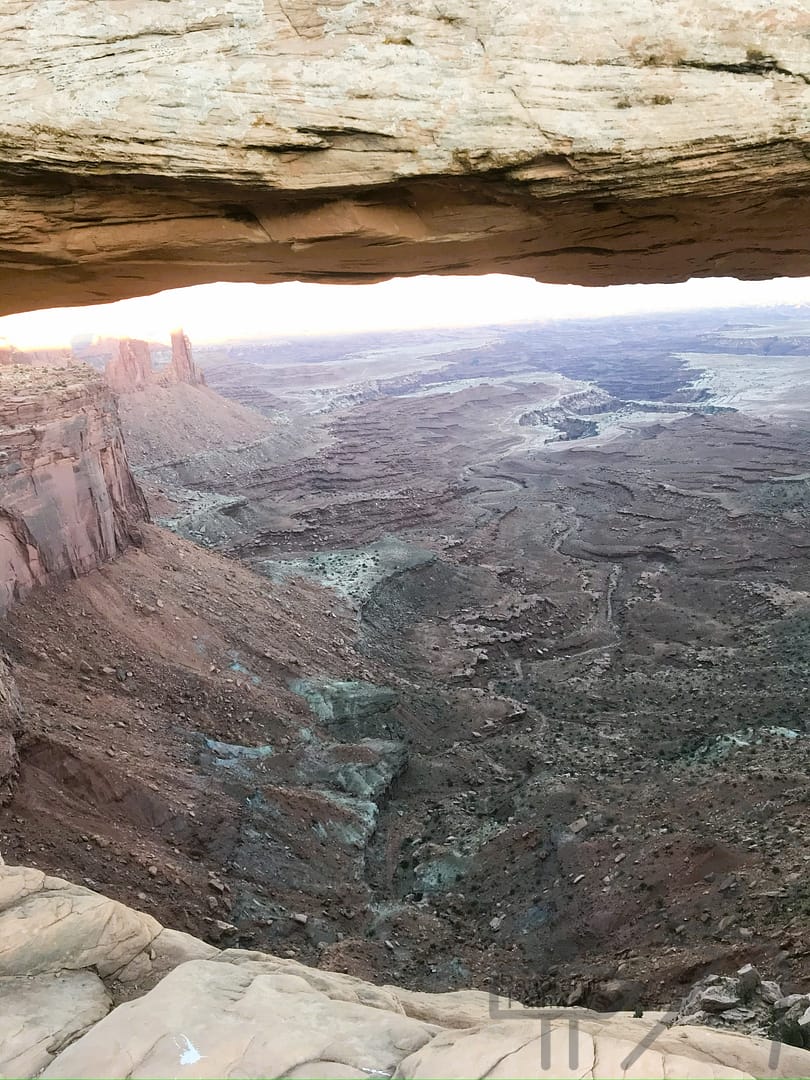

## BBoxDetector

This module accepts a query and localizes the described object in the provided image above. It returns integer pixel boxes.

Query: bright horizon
[1,274,810,351]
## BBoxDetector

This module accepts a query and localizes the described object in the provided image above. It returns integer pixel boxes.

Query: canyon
[1,307,809,1080]
[1,1,810,1071]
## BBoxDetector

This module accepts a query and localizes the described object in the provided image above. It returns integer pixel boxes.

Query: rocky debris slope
[673,964,810,1051]
[2,1,810,313]
[1,865,809,1080]
[0,366,147,616]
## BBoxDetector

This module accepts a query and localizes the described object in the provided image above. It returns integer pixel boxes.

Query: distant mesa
[0,344,74,368]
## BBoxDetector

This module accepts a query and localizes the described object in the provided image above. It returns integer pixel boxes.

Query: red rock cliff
[168,329,205,386]
[105,338,153,392]
[0,365,148,616]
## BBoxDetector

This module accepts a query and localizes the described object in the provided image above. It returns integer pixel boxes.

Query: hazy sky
[1,274,810,350]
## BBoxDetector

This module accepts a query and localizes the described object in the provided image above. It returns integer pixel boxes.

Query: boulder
[0,866,161,979]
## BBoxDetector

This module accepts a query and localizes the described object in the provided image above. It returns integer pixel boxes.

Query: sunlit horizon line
[1,274,810,351]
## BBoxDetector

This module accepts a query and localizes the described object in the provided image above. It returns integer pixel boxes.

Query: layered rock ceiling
[2,0,810,314]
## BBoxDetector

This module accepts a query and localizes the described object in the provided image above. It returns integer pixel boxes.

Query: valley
[1,307,809,1017]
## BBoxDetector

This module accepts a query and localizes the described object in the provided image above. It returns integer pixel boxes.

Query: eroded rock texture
[0,366,148,616]
[1,865,809,1079]
[104,339,153,394]
[0,653,21,808]
[1,1,809,312]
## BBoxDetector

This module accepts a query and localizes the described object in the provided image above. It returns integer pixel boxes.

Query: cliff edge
[0,365,148,616]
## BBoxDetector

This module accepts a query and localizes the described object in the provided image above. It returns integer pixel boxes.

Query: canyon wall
[104,338,153,393]
[0,1,809,313]
[0,365,148,616]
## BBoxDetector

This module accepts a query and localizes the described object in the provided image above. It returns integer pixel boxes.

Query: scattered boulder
[673,965,810,1050]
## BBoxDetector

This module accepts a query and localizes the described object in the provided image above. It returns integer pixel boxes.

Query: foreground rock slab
[0,971,110,1077]
[1,865,810,1078]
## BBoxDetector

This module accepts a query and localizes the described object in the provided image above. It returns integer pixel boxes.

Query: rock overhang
[1,0,809,314]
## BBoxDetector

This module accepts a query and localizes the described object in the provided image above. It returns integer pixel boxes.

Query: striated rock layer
[0,365,148,616]
[1,864,809,1078]
[1,1,809,313]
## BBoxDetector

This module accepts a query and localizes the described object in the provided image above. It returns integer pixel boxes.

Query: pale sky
[1,274,810,350]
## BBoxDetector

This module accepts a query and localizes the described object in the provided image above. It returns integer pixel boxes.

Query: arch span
[2,0,809,314]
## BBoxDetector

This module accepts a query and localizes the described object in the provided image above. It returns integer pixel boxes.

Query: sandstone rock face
[105,338,153,393]
[1,1,809,313]
[0,365,148,616]
[169,330,205,387]
[105,332,205,393]
[0,654,21,809]
[2,865,810,1079]
[0,972,111,1077]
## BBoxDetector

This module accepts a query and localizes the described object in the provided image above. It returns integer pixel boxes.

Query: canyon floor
[2,308,809,1015]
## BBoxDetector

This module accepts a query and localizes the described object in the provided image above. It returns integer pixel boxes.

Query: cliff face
[0,654,20,807]
[0,1,808,313]
[104,331,205,393]
[0,366,148,616]
[105,338,153,393]
[169,330,205,387]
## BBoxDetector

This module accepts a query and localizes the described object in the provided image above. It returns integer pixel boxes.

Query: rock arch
[1,0,809,315]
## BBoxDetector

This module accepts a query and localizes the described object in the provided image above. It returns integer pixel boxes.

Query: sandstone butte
[105,330,206,392]
[2,2,810,1076]
[0,0,809,316]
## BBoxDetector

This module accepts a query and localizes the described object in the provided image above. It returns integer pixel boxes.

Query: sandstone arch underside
[2,0,810,315]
